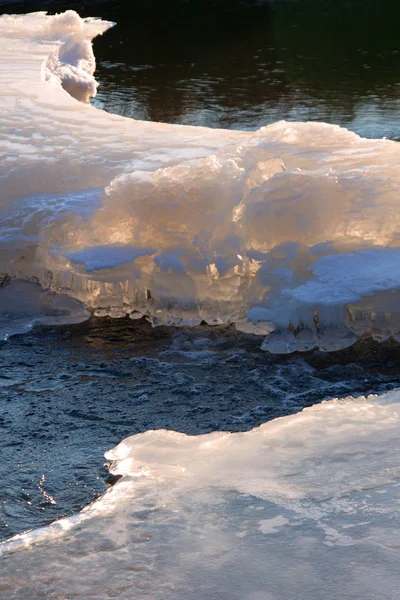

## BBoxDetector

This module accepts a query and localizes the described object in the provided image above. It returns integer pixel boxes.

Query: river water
[90,0,400,139]
[3,0,399,137]
[0,1,400,598]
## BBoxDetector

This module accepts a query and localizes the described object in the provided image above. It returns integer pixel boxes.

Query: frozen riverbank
[1,11,400,353]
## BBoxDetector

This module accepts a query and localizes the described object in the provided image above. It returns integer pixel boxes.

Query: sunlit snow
[1,10,400,352]
[2,11,400,600]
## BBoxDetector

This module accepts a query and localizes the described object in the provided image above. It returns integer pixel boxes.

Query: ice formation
[3,390,400,598]
[1,11,400,351]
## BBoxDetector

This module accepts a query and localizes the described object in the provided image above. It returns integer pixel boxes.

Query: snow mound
[1,11,400,351]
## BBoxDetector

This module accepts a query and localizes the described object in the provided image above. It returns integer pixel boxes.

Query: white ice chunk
[3,390,400,599]
[292,248,400,305]
[1,11,400,349]
[258,515,289,534]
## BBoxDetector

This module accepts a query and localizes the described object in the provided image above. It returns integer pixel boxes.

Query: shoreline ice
[2,389,400,599]
[1,11,400,352]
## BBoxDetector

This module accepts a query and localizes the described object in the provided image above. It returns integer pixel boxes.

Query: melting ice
[2,390,400,599]
[1,11,400,351]
[2,11,400,599]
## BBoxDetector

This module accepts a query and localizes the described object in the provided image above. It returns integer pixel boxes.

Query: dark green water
[2,0,399,137]
[90,0,400,138]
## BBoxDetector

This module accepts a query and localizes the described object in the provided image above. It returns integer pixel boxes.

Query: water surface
[2,318,400,541]
[1,0,400,547]
[2,0,399,138]
[90,0,400,138]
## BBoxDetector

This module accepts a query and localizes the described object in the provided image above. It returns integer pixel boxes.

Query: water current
[0,1,400,598]
[2,318,400,541]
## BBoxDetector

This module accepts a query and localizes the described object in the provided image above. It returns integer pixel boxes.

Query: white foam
[2,390,400,598]
[1,11,400,350]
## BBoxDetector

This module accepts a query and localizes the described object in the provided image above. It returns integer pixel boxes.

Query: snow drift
[1,10,400,351]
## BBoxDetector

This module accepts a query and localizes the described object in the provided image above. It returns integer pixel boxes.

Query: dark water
[2,0,399,137]
[1,0,400,542]
[90,0,400,139]
[2,318,400,541]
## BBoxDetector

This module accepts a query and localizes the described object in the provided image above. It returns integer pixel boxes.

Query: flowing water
[0,1,400,598]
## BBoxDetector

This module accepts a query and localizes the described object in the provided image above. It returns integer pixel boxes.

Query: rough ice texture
[1,11,400,351]
[3,390,400,598]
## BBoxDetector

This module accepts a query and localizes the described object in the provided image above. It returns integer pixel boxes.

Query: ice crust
[3,390,400,599]
[1,11,400,351]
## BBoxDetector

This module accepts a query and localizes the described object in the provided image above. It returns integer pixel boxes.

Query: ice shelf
[1,11,400,351]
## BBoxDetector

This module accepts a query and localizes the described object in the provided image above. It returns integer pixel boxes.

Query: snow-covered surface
[1,10,400,351]
[2,389,400,599]
[3,11,400,600]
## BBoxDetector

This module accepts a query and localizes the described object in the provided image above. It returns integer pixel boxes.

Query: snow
[66,244,155,271]
[2,10,400,599]
[292,249,400,305]
[1,10,400,351]
[2,389,400,599]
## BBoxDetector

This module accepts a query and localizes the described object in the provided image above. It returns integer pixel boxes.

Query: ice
[258,515,289,534]
[292,249,400,305]
[104,390,400,503]
[2,389,400,599]
[1,11,400,350]
[66,244,155,272]
[0,279,89,340]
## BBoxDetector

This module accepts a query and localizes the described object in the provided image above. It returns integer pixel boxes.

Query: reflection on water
[3,0,399,138]
[89,0,400,138]
[1,0,399,546]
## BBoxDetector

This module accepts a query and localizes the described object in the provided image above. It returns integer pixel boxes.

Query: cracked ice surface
[1,11,400,351]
